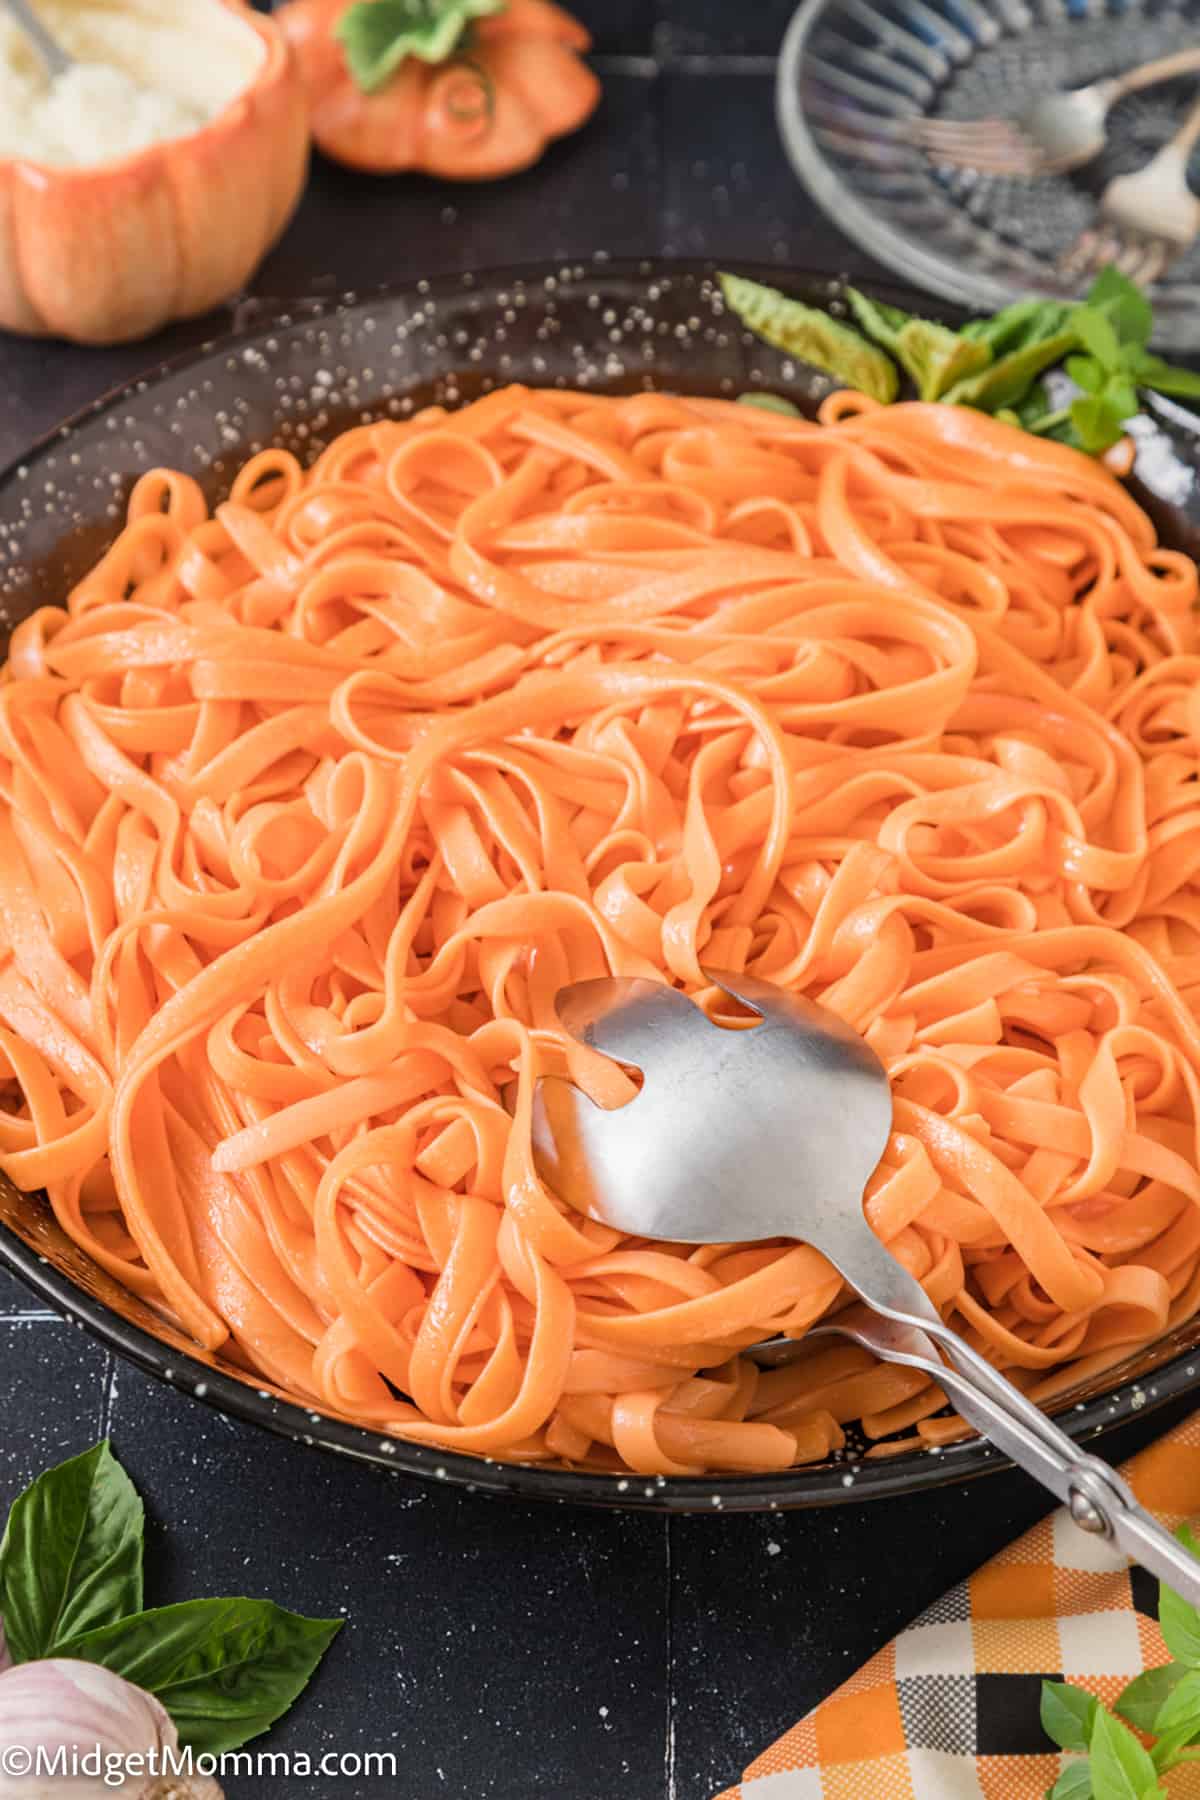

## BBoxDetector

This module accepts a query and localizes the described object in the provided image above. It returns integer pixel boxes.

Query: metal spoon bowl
[534,970,1200,1600]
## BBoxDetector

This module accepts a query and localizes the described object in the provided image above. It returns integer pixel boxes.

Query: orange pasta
[3,386,1200,1476]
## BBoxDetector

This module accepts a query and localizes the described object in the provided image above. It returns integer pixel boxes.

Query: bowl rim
[1,256,1197,1512]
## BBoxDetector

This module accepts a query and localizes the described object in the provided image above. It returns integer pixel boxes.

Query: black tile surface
[655,0,798,58]
[574,0,655,55]
[658,72,878,273]
[253,75,661,297]
[0,9,1190,1800]
[1,1257,1193,1800]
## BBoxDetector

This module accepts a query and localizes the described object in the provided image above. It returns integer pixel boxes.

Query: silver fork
[903,46,1200,178]
[534,971,1200,1600]
[1062,93,1200,286]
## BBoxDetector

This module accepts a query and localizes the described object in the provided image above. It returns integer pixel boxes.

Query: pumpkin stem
[426,57,495,142]
[336,0,507,94]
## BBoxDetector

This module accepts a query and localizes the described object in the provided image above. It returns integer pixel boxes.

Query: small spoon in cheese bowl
[0,0,309,344]
[5,0,71,80]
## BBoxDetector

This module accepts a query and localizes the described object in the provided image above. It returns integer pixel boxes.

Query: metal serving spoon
[6,0,71,81]
[532,970,1200,1602]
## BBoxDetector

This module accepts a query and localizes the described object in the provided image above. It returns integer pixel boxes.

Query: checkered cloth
[715,1415,1200,1799]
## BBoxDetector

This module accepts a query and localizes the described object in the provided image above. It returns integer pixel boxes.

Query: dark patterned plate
[778,0,1200,347]
[3,259,1199,1511]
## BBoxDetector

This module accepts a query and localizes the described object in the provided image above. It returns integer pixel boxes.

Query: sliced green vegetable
[845,287,990,401]
[736,392,803,416]
[719,273,899,404]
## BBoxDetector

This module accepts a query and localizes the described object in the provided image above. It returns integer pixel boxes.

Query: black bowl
[4,259,1200,1512]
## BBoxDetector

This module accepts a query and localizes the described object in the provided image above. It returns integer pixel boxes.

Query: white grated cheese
[0,1,264,166]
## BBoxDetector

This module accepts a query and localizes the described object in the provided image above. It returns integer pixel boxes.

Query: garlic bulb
[0,1660,222,1797]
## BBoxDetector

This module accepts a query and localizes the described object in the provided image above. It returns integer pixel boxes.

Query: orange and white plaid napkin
[715,1415,1200,1800]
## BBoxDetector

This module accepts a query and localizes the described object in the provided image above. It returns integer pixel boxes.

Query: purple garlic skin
[0,1659,223,1797]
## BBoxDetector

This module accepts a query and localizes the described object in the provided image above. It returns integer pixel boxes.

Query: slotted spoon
[532,970,1200,1600]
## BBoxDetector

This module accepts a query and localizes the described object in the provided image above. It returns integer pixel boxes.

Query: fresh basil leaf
[1015,380,1054,428]
[1147,1667,1200,1765]
[1041,416,1087,449]
[0,1441,143,1663]
[845,287,990,400]
[62,1598,342,1755]
[719,274,899,403]
[1047,1763,1093,1800]
[1065,354,1104,394]
[1071,305,1123,372]
[1088,1704,1159,1798]
[336,0,503,93]
[1160,1538,1200,1668]
[1101,374,1139,422]
[1116,1663,1186,1732]
[1087,267,1153,347]
[1042,1681,1100,1752]
[1070,394,1126,455]
[943,328,1078,412]
[736,392,803,416]
[960,297,1073,355]
[1132,353,1200,400]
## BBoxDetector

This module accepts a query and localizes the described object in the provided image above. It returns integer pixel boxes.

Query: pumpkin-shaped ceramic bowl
[0,0,309,345]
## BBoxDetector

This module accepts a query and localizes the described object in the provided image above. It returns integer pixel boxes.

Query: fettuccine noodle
[3,386,1200,1475]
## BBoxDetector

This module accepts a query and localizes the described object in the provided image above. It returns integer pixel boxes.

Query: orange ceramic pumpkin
[279,0,600,179]
[0,0,310,345]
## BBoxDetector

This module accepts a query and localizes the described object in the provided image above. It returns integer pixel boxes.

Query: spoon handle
[6,0,71,80]
[815,1303,1200,1609]
[1103,45,1200,105]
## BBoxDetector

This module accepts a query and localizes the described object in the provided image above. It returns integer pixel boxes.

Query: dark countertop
[0,6,1195,1797]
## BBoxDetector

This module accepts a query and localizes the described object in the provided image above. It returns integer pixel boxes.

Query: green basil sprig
[1040,1525,1200,1797]
[0,1442,340,1753]
[63,1599,342,1757]
[0,1442,143,1662]
[721,265,1200,460]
